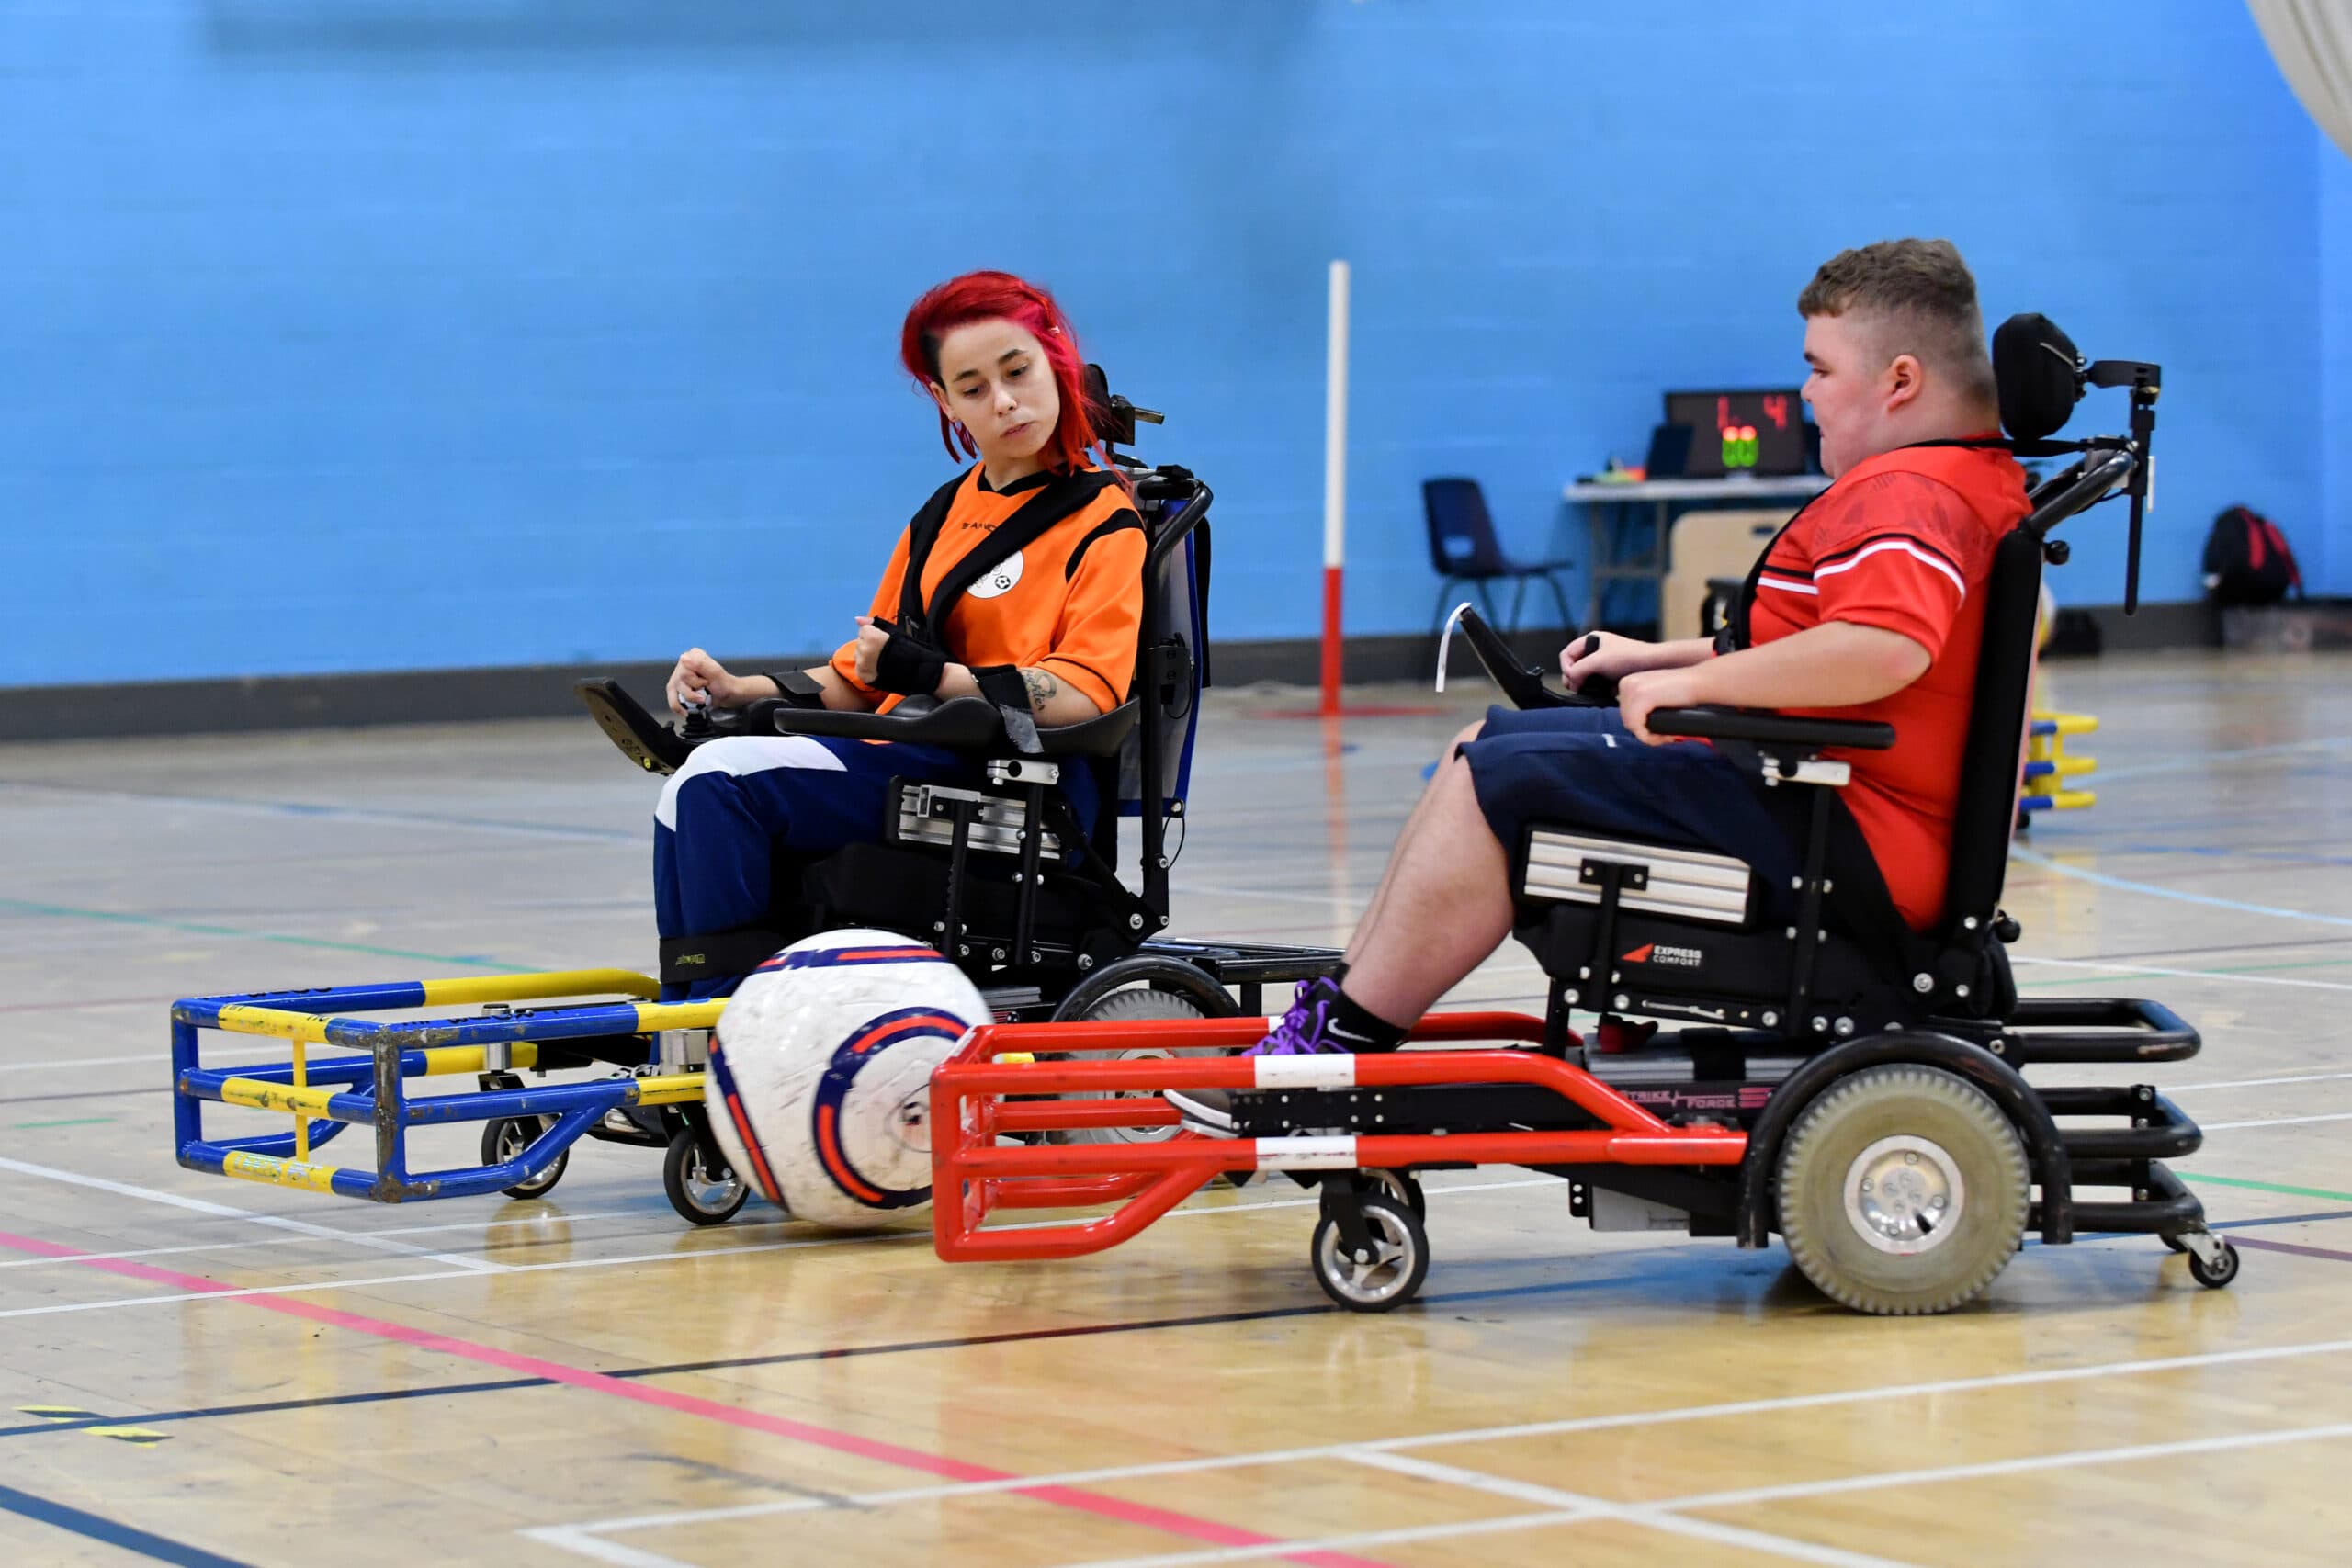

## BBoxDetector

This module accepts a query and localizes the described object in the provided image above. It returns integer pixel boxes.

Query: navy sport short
[1459,705,1802,918]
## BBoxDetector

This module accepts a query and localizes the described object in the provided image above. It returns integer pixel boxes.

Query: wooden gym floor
[3,649,2350,1567]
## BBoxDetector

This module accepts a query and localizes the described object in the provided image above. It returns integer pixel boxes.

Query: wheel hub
[1320,1209,1415,1304]
[681,1150,741,1213]
[1841,1135,1965,1256]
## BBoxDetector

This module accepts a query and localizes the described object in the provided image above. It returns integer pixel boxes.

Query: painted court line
[1077,1421,2352,1568]
[0,1233,904,1320]
[0,1207,639,1272]
[2201,1111,2352,1132]
[1349,1450,1915,1568]
[2169,1070,2352,1094]
[0,1154,508,1274]
[0,778,638,847]
[0,1052,171,1072]
[519,1529,696,1568]
[2089,735,2352,783]
[537,1333,2352,1540]
[1664,1418,2352,1511]
[0,1230,1393,1568]
[1029,1513,1585,1568]
[0,1480,259,1568]
[2009,953,2352,995]
[0,896,528,973]
[2007,848,2352,931]
[0,1178,1544,1319]
[2229,1235,2352,1265]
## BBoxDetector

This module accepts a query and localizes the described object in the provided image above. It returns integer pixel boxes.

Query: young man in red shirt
[1176,238,2030,1125]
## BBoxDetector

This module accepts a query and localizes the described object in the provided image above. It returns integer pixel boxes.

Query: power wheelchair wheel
[662,1127,749,1226]
[1047,986,1216,1147]
[1775,1065,2030,1316]
[483,1116,568,1199]
[1311,1192,1429,1313]
[2181,1232,2240,1290]
[1360,1168,1427,1221]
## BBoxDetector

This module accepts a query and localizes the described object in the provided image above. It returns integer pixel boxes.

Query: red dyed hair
[900,271,1105,471]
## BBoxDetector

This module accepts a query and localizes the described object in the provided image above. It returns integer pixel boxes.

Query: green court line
[10,1118,117,1131]
[2178,1173,2352,1204]
[0,898,529,974]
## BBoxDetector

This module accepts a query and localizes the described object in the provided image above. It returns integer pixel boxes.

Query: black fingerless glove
[869,618,948,697]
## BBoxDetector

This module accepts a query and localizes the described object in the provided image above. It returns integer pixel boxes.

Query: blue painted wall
[0,0,2329,687]
[2320,131,2352,596]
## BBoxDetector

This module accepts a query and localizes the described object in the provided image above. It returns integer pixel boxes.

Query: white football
[703,928,989,1229]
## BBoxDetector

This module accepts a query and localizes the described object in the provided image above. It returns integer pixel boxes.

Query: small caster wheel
[2186,1236,2240,1290]
[1360,1168,1426,1221]
[1310,1193,1429,1313]
[483,1116,566,1199]
[664,1128,748,1226]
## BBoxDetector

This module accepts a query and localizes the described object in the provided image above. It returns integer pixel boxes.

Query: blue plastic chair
[1422,478,1575,632]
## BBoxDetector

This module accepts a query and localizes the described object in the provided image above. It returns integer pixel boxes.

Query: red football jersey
[1745,442,2030,930]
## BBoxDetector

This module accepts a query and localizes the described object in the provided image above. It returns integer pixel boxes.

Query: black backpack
[2202,505,2302,606]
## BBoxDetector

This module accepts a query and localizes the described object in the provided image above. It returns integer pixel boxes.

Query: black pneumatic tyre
[483,1116,567,1199]
[663,1128,749,1225]
[1776,1064,2030,1316]
[1310,1193,1430,1313]
[1360,1168,1427,1221]
[1048,987,1215,1147]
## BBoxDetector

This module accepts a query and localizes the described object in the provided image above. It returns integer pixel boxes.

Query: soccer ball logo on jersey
[968,552,1024,600]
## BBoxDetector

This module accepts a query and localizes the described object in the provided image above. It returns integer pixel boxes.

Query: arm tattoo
[1021,668,1059,710]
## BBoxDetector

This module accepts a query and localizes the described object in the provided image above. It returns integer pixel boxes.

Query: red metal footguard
[930,1011,1748,1263]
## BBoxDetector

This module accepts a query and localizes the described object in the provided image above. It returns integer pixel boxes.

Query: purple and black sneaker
[1168,974,1368,1134]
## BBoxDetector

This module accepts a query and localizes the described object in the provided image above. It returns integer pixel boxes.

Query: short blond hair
[1799,239,1996,405]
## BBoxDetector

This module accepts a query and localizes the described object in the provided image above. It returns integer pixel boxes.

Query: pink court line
[0,1226,1388,1568]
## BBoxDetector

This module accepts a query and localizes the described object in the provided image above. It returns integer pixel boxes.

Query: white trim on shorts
[654,735,847,830]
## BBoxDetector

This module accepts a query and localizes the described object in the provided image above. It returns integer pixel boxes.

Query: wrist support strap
[763,670,829,711]
[969,663,1043,755]
[868,618,947,697]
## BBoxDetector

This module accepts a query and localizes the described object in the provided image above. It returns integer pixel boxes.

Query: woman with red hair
[652,271,1146,998]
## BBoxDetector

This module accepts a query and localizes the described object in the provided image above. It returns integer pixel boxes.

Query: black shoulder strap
[1718,441,2012,654]
[917,469,1121,637]
[898,471,972,633]
[1718,487,1832,654]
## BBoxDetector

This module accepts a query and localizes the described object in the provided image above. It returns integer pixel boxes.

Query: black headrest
[1992,313,2084,443]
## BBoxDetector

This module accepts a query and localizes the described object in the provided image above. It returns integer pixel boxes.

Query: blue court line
[2007,847,2352,931]
[0,1482,257,1567]
[0,779,638,846]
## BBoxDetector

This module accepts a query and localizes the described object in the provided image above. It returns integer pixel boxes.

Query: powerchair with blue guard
[171,371,1340,1225]
[929,316,2240,1315]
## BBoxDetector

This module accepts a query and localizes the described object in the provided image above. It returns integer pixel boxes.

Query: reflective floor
[3,649,2348,1567]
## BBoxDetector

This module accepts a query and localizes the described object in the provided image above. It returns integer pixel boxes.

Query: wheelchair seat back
[778,460,1216,986]
[1510,313,2150,1039]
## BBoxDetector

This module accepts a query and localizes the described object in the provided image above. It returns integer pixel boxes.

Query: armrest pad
[1647,705,1896,750]
[772,696,1139,758]
[770,696,1007,748]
